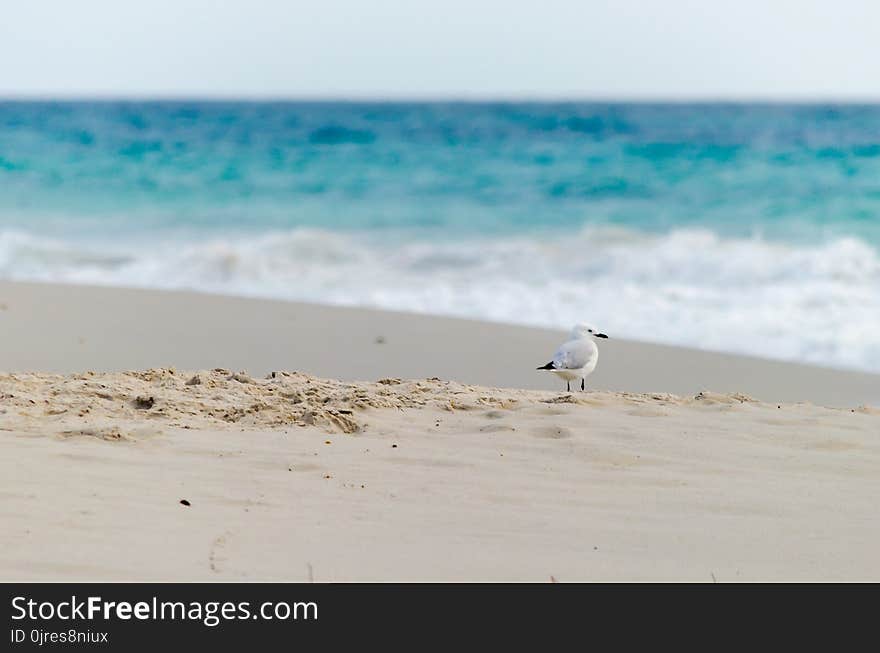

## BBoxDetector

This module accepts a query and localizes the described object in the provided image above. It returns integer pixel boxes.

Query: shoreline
[0,280,877,407]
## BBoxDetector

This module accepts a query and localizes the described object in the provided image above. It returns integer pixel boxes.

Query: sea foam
[1,226,878,373]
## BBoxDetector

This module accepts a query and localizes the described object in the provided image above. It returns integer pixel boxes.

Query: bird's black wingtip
[536,362,555,370]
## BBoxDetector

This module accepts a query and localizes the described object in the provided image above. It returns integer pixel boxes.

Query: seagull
[536,323,608,392]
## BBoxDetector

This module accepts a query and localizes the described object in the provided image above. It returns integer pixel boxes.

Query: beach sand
[1,281,878,581]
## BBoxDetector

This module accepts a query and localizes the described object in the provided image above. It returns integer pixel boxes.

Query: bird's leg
[581,378,585,391]
[566,381,570,392]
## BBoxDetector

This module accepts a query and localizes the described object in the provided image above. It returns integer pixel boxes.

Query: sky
[1,0,879,99]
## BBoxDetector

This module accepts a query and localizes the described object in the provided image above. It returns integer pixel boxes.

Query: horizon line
[3,92,880,105]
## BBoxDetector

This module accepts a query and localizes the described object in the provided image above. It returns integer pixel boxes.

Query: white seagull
[536,323,608,392]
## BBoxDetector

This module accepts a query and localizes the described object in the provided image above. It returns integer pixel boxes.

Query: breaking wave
[1,225,878,372]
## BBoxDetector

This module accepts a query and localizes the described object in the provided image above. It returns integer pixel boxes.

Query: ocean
[1,101,879,371]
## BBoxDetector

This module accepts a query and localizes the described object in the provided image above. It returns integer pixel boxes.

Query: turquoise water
[1,102,879,370]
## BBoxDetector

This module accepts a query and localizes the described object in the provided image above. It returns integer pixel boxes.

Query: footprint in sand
[530,425,573,440]
[479,423,516,433]
[209,531,233,574]
[533,405,573,416]
[58,427,127,442]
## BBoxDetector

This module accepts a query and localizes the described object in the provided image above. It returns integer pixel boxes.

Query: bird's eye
[588,329,592,333]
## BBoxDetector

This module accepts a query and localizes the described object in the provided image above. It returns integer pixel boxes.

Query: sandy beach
[1,281,878,581]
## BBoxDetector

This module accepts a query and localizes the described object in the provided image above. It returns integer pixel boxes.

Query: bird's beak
[596,333,608,338]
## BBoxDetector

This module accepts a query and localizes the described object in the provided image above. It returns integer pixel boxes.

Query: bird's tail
[536,362,555,370]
